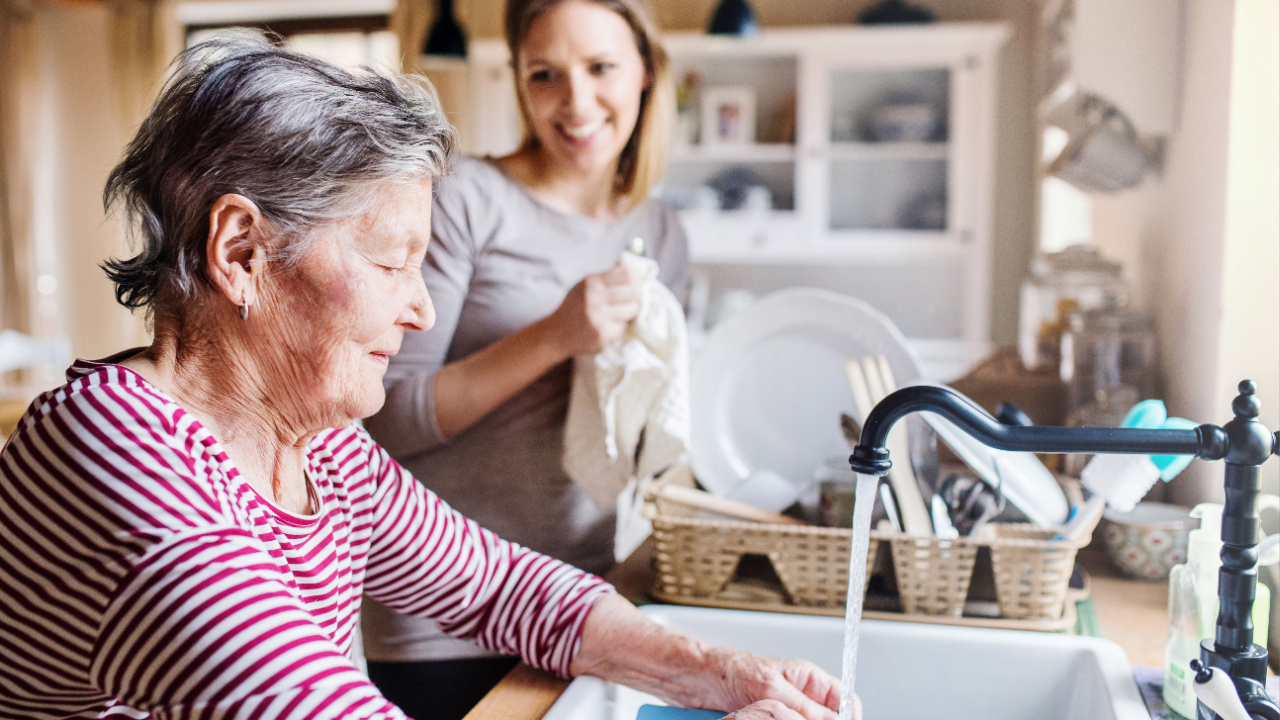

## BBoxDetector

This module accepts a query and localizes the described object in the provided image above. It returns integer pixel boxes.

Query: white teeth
[561,120,605,139]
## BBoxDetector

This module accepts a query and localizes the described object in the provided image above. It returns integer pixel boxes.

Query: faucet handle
[1189,660,1253,720]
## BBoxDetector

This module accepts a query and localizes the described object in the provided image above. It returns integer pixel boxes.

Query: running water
[838,473,882,720]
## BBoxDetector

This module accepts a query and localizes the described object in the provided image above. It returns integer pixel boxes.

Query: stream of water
[838,473,882,720]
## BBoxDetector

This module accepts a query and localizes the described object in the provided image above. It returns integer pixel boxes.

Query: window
[179,1,399,72]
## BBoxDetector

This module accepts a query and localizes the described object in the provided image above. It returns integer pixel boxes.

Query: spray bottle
[1163,499,1279,718]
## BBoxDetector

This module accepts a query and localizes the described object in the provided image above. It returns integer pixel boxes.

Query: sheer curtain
[109,0,183,135]
[0,0,39,338]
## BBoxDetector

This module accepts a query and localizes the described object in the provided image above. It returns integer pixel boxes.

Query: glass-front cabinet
[463,24,1008,372]
[664,25,1007,356]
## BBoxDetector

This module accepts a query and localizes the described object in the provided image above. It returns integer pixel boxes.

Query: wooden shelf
[828,141,949,161]
[670,143,796,163]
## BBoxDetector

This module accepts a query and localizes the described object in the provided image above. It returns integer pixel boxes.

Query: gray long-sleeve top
[361,156,688,661]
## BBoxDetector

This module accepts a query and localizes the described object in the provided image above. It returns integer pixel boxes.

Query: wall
[1090,0,1279,502]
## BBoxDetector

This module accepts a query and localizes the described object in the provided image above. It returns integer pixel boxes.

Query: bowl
[1101,501,1198,580]
[864,102,941,142]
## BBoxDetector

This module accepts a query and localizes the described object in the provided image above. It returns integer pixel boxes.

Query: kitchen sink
[543,605,1149,720]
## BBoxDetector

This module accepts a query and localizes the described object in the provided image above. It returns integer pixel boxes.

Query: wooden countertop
[462,542,1177,720]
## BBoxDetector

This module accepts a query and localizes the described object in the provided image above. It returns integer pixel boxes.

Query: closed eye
[590,62,615,75]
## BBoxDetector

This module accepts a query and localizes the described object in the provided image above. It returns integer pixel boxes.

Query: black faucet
[848,380,1280,720]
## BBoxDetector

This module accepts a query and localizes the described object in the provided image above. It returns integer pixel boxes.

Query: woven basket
[646,490,876,608]
[643,475,1093,622]
[988,524,1087,620]
[885,534,981,616]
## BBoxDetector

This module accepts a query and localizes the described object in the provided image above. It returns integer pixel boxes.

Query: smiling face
[258,181,435,427]
[514,0,649,180]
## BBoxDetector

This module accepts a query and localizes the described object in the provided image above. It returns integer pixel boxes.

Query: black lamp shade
[423,0,467,57]
[707,0,760,37]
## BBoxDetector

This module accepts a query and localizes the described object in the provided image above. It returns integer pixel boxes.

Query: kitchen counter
[461,542,1176,720]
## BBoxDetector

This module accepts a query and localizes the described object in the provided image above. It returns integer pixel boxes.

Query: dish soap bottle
[1163,502,1274,718]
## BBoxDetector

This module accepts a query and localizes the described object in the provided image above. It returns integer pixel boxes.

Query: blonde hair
[505,0,673,209]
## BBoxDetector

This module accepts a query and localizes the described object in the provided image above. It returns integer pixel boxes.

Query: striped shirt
[0,360,613,719]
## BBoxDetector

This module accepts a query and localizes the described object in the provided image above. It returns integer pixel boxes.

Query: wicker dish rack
[643,474,1095,631]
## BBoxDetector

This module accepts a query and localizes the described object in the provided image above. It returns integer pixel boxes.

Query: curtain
[0,0,39,337]
[108,0,182,136]
[393,0,435,74]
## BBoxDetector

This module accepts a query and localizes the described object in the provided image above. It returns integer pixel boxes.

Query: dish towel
[563,251,690,561]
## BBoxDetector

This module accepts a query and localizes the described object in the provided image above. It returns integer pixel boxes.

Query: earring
[239,296,250,321]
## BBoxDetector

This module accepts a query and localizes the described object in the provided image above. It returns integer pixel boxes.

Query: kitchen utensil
[1047,94,1155,194]
[1055,494,1106,544]
[911,383,1070,526]
[996,401,1035,427]
[931,494,959,539]
[839,412,862,444]
[653,484,807,526]
[845,356,932,536]
[689,289,924,497]
[878,482,903,533]
[937,472,1004,537]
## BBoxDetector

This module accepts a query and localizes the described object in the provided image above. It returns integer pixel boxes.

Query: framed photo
[700,86,756,146]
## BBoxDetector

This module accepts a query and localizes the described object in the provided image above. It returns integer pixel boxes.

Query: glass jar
[814,456,858,528]
[1018,245,1130,372]
[1061,309,1157,415]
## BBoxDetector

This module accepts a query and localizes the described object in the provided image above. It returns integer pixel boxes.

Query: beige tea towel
[563,250,690,560]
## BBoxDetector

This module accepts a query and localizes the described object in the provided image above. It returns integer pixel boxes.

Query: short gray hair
[103,31,456,315]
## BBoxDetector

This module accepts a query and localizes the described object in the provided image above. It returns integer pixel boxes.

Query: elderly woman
[0,34,852,720]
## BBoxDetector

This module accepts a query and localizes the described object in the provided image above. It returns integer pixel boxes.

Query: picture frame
[700,86,756,146]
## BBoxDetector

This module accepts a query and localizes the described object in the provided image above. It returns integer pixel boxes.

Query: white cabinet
[462,24,1009,377]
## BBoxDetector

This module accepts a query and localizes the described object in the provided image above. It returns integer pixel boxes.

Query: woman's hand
[693,648,850,720]
[572,596,860,720]
[549,264,642,356]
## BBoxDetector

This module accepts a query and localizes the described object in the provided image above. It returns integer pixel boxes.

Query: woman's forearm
[569,594,721,708]
[431,315,570,439]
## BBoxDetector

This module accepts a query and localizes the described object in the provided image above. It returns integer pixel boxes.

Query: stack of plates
[690,288,924,496]
[689,288,1070,527]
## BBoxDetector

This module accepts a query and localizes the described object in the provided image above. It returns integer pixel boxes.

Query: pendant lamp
[707,0,759,37]
[423,0,467,58]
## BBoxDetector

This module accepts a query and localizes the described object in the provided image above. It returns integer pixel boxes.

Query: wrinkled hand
[719,699,820,720]
[550,264,642,356]
[698,650,858,720]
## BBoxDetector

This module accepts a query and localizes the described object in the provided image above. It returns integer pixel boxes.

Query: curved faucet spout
[847,384,1228,477]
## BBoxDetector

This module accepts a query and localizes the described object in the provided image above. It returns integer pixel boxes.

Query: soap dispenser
[1163,501,1277,718]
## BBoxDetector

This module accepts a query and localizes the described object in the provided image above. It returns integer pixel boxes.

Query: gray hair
[103,31,456,316]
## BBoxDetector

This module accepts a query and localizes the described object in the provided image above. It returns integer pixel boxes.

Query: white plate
[911,383,1070,526]
[690,288,925,496]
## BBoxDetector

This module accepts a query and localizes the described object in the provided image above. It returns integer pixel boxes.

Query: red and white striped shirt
[0,360,613,719]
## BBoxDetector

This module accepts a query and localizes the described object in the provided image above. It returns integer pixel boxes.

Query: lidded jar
[1018,245,1129,372]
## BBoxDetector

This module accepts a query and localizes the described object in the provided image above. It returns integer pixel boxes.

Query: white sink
[544,605,1149,720]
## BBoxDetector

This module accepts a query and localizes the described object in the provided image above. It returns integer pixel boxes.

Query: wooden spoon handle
[655,485,807,525]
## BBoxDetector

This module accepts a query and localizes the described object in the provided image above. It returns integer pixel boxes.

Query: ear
[205,194,267,312]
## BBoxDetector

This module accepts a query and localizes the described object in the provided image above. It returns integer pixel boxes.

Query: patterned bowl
[1101,502,1198,580]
